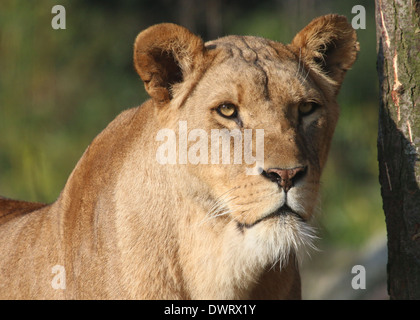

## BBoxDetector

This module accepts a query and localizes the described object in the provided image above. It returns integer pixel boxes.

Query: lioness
[0,15,358,299]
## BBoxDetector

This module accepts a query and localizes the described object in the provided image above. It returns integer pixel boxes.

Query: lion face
[134,16,358,263]
[173,37,331,259]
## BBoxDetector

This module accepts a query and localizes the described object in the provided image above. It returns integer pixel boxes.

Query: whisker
[205,191,238,218]
[295,48,302,78]
[199,190,242,226]
[206,188,237,213]
[302,65,311,83]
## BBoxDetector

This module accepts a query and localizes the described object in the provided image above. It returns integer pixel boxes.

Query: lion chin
[0,15,358,299]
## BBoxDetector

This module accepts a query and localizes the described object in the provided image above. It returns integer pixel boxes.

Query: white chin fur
[226,215,318,282]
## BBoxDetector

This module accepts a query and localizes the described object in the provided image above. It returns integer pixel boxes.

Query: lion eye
[217,103,238,118]
[298,102,318,116]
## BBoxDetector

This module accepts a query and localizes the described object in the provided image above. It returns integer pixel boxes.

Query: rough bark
[375,0,420,299]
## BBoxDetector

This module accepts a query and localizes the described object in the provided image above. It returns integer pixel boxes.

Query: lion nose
[263,166,307,192]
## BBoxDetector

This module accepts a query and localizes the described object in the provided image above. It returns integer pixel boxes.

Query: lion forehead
[205,35,296,65]
[200,36,312,106]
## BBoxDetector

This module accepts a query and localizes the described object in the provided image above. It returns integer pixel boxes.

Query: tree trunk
[375,0,420,299]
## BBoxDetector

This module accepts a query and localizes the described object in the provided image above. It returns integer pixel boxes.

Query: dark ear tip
[288,14,359,93]
[133,23,204,62]
[319,14,351,27]
[133,23,205,102]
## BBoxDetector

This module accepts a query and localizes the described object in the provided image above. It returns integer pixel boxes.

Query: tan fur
[0,15,358,299]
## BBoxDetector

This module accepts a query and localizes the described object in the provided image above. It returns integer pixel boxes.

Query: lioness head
[134,14,357,266]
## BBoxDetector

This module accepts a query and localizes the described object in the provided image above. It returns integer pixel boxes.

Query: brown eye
[217,103,238,118]
[298,102,318,116]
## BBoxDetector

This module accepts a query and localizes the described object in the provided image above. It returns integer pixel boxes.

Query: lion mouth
[236,204,304,230]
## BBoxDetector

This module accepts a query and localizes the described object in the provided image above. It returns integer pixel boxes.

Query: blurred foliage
[0,0,384,247]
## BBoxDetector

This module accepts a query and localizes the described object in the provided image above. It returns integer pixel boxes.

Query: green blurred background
[0,0,386,298]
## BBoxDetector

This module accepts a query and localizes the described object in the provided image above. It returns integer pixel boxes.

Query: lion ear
[134,23,205,103]
[289,14,359,94]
